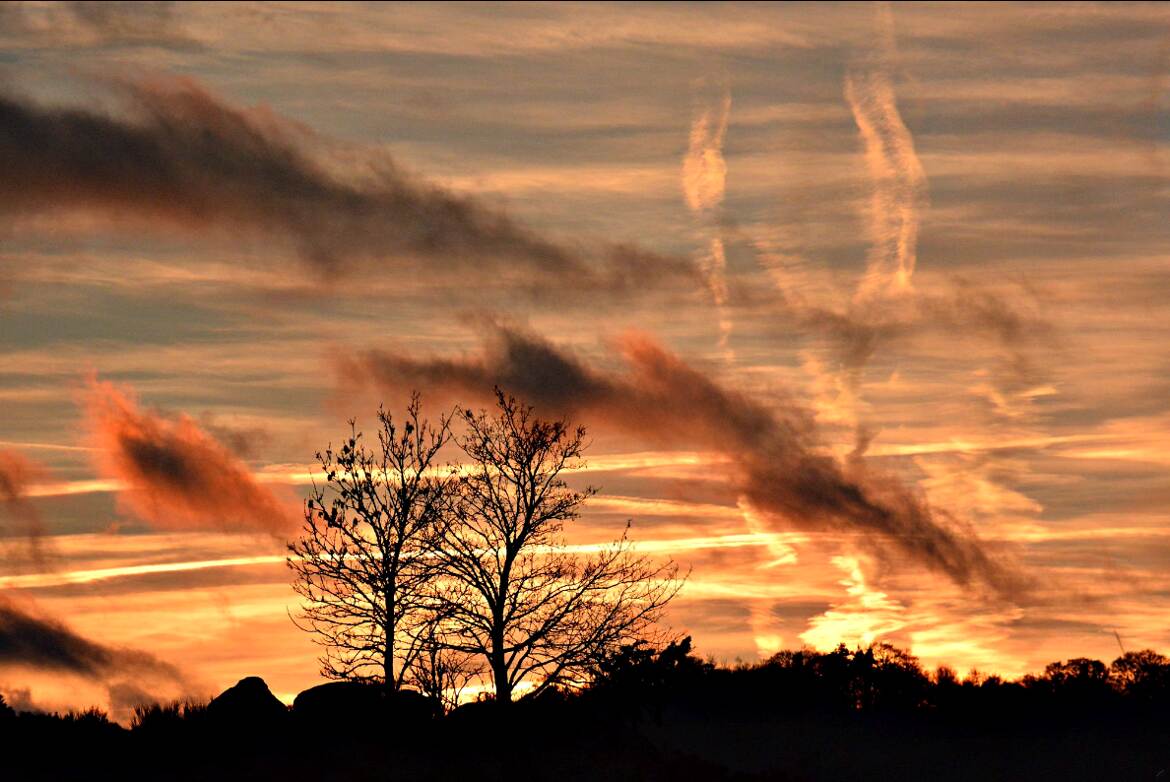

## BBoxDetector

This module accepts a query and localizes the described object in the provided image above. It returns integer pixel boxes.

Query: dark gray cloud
[341,322,1027,597]
[196,415,272,460]
[0,597,181,682]
[0,76,698,295]
[737,275,1058,414]
[0,596,193,721]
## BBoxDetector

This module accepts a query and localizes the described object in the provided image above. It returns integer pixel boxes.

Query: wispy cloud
[0,450,51,569]
[682,83,732,214]
[800,555,908,649]
[0,1,197,49]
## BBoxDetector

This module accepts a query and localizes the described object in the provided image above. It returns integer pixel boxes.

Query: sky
[1,0,1169,718]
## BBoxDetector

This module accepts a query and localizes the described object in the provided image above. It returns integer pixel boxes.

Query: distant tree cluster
[286,391,681,706]
[587,639,1170,720]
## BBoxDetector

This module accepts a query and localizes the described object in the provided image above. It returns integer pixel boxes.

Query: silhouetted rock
[392,688,442,721]
[293,681,439,732]
[446,698,513,736]
[206,676,288,729]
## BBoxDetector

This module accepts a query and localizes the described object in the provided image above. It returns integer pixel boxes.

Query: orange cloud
[0,449,44,515]
[0,449,51,568]
[84,380,297,535]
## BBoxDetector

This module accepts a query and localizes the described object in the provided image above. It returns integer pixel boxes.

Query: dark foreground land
[5,641,1169,781]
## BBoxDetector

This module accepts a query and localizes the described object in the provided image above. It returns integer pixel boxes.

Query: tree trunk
[491,612,510,703]
[384,590,396,689]
[491,648,512,704]
[492,552,514,703]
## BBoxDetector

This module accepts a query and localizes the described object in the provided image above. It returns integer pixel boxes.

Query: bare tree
[287,394,451,689]
[434,390,682,703]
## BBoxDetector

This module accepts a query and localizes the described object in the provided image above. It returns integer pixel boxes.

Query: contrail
[682,80,734,352]
[803,2,927,480]
[22,450,736,498]
[682,84,731,214]
[0,532,803,590]
[684,79,787,647]
[845,2,927,303]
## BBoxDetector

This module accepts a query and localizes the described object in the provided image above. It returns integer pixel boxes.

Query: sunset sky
[2,1,1170,719]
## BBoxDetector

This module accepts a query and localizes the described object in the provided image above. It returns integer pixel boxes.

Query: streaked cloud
[800,555,908,648]
[682,83,731,213]
[341,321,1024,594]
[0,75,697,297]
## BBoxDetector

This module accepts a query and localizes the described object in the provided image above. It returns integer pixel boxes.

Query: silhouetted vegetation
[5,641,1169,780]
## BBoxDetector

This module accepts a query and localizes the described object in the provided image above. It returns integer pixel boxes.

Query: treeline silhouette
[4,640,1168,781]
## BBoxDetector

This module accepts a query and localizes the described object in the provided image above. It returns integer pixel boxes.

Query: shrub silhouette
[129,699,209,738]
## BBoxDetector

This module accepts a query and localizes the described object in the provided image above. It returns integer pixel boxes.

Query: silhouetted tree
[1026,656,1115,714]
[589,636,710,720]
[593,636,709,696]
[288,394,452,688]
[432,391,682,703]
[1043,657,1109,688]
[1110,649,1170,701]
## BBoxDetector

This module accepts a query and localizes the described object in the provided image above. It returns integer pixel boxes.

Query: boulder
[207,676,288,728]
[446,698,507,731]
[293,681,440,731]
